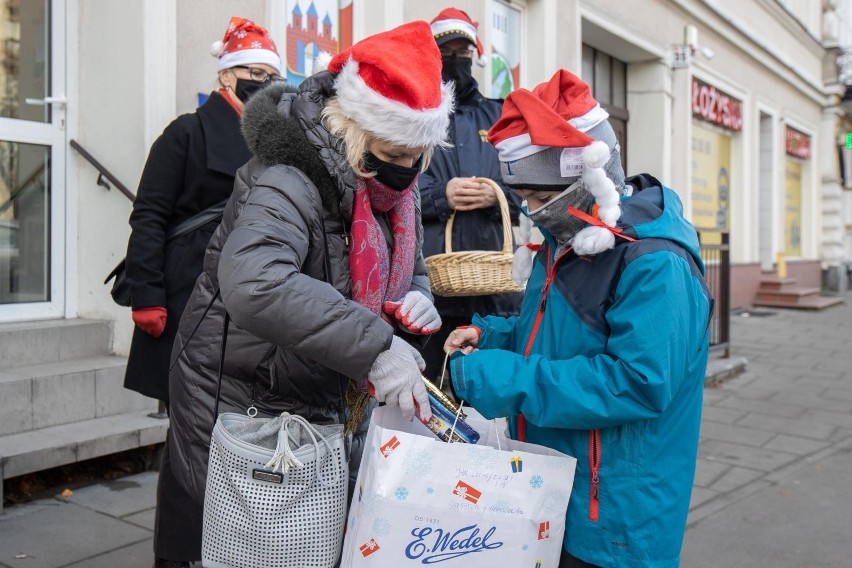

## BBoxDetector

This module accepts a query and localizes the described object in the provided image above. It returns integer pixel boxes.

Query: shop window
[581,44,628,170]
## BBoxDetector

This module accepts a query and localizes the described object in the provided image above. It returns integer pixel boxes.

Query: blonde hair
[321,97,435,176]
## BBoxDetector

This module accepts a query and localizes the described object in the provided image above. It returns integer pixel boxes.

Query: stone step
[0,410,168,509]
[757,276,798,290]
[0,319,112,368]
[0,355,155,436]
[753,294,845,310]
[754,286,822,304]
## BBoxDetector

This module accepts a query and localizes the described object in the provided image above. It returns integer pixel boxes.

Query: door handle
[24,96,67,107]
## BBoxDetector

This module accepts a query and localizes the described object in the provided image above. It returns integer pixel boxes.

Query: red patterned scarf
[349,176,417,326]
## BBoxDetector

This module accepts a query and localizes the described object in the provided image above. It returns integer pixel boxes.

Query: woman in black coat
[121,17,283,568]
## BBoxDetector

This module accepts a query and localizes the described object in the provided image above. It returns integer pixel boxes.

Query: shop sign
[691,78,743,132]
[785,127,811,160]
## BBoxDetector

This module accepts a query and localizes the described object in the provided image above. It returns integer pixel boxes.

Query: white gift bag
[340,406,576,568]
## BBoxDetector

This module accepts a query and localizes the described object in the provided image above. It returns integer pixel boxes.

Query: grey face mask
[528,180,595,247]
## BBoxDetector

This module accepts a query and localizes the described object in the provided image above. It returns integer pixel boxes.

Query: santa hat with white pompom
[210,17,281,75]
[487,69,627,261]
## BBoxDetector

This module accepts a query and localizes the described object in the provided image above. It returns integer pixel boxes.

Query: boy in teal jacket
[445,70,714,568]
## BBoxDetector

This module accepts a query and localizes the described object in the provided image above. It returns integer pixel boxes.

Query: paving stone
[698,440,799,471]
[803,408,852,429]
[59,471,158,518]
[736,412,837,441]
[689,486,719,510]
[707,465,765,493]
[692,458,730,487]
[828,427,852,444]
[0,499,149,568]
[770,389,852,413]
[717,396,806,419]
[713,383,779,401]
[822,387,852,402]
[681,448,852,568]
[762,434,830,456]
[123,507,156,531]
[63,539,153,568]
[700,405,747,424]
[698,421,776,447]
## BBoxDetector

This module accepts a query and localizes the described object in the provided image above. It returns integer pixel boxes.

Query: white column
[143,0,177,151]
[627,62,674,190]
[819,106,847,291]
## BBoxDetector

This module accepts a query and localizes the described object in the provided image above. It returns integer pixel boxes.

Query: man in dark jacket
[420,8,523,380]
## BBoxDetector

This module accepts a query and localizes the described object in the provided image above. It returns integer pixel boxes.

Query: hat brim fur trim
[334,60,454,148]
[218,49,282,75]
[493,105,611,161]
[431,19,477,45]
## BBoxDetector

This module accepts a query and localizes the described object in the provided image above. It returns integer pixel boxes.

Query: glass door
[0,0,66,321]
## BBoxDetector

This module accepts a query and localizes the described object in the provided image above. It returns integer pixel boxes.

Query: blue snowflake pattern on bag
[373,518,392,536]
[465,444,499,469]
[361,490,379,516]
[395,486,410,501]
[426,487,434,495]
[521,544,529,552]
[490,499,511,515]
[544,455,566,470]
[529,474,544,489]
[402,447,433,475]
[542,490,570,515]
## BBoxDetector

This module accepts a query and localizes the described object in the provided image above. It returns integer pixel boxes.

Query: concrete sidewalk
[2,294,851,567]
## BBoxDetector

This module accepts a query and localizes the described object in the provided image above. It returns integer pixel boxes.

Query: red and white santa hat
[488,70,624,256]
[429,8,487,67]
[325,21,454,149]
[210,17,282,75]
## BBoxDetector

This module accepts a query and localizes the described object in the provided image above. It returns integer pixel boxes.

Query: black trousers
[153,430,203,562]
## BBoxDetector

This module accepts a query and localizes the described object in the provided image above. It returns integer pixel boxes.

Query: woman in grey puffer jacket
[166,21,454,519]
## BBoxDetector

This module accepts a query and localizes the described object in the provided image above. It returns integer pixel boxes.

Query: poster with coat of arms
[283,0,353,85]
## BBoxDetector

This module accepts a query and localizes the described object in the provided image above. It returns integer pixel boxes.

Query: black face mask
[364,152,421,192]
[234,78,265,103]
[441,56,474,97]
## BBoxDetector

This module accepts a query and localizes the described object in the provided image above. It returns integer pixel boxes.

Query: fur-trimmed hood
[240,74,355,219]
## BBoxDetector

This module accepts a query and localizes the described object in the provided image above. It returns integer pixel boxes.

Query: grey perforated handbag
[201,412,348,568]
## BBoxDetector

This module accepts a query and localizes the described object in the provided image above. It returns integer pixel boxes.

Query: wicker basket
[425,177,523,297]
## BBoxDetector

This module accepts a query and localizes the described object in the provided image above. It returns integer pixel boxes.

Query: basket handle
[444,177,514,255]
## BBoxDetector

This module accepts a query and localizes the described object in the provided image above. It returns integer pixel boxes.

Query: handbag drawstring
[265,413,340,487]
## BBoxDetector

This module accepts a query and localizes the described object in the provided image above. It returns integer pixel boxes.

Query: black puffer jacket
[167,74,432,504]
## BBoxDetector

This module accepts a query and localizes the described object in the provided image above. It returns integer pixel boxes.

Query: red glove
[382,291,442,335]
[132,307,167,338]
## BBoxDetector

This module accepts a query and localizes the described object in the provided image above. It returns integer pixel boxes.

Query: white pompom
[512,246,534,286]
[210,40,224,57]
[570,226,616,256]
[313,51,333,74]
[583,140,610,169]
[476,54,487,67]
[517,200,532,245]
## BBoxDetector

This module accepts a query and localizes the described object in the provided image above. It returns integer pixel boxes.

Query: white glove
[383,291,442,335]
[367,336,432,422]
